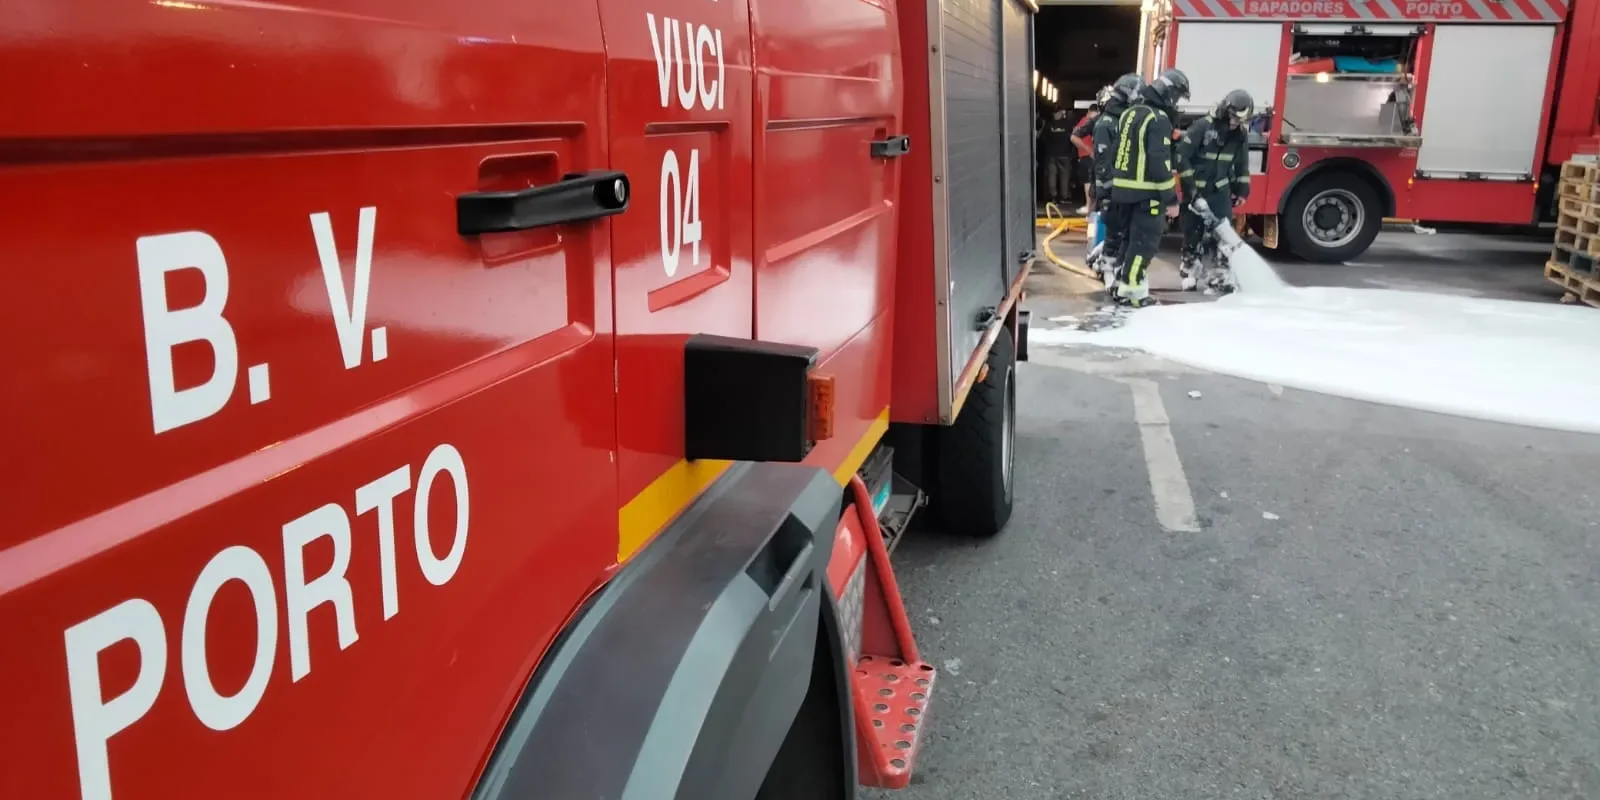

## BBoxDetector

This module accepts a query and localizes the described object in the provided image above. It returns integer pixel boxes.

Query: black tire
[932,329,1017,538]
[1282,170,1382,263]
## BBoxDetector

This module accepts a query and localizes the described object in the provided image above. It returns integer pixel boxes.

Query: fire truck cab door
[596,0,757,554]
[0,3,620,799]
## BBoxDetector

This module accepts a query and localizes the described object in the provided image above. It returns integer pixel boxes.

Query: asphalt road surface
[869,231,1599,800]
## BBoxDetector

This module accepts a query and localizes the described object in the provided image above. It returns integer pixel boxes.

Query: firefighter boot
[1099,257,1120,290]
[1111,280,1152,308]
[1204,264,1237,296]
[1178,250,1201,292]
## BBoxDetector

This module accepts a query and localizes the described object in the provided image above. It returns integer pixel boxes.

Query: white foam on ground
[1034,285,1600,434]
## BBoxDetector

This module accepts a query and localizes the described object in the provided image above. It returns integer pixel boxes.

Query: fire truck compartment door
[1173,22,1282,115]
[1416,24,1556,180]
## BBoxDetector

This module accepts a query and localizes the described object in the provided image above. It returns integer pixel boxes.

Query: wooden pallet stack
[1548,160,1600,306]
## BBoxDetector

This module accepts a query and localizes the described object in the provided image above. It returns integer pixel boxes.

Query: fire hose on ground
[1036,202,1099,280]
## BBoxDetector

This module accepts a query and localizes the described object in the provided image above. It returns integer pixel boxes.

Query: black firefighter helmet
[1218,89,1254,126]
[1110,73,1144,105]
[1149,68,1191,107]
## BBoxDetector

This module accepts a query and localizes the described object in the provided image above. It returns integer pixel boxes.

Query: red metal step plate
[854,654,936,786]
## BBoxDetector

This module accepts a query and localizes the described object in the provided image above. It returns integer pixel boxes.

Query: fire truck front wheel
[932,328,1017,538]
[1283,171,1382,263]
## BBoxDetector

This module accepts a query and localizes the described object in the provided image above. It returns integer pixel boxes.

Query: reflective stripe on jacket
[1175,113,1251,201]
[1108,104,1177,206]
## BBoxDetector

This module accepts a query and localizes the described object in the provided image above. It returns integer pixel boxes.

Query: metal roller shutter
[941,0,1011,381]
[1002,0,1035,280]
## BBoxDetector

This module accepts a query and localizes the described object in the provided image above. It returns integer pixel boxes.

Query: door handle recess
[870,135,911,159]
[457,170,630,235]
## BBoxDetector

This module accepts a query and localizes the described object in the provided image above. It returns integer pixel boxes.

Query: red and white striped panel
[1170,0,1568,22]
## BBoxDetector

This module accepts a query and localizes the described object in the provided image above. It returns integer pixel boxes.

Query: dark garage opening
[1034,4,1142,209]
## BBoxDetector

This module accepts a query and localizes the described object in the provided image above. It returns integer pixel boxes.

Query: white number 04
[659,147,703,277]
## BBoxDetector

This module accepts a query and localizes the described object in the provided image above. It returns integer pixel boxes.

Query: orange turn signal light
[807,373,836,442]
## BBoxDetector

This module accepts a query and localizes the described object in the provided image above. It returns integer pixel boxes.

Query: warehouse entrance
[1034,2,1142,211]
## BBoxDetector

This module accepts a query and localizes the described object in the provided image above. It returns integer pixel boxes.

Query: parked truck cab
[0,0,1036,797]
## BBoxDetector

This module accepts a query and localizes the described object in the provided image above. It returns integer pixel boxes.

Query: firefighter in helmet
[1107,68,1189,307]
[1090,73,1143,285]
[1176,88,1255,292]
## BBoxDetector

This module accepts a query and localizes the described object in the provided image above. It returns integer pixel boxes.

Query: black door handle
[457,170,630,235]
[870,135,911,159]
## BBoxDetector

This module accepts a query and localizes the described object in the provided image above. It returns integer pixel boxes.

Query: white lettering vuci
[646,12,725,112]
[62,443,470,800]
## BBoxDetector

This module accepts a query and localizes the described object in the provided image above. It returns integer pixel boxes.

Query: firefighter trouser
[1045,156,1074,202]
[1114,200,1167,295]
[1101,201,1131,265]
[1180,190,1234,257]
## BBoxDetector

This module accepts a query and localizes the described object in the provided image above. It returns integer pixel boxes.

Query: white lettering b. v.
[311,207,387,370]
[136,231,239,434]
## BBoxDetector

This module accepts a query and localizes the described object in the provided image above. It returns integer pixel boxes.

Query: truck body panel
[2,0,1031,795]
[1545,0,1600,166]
[2,3,624,798]
[891,0,1035,426]
[750,0,903,495]
[603,0,759,555]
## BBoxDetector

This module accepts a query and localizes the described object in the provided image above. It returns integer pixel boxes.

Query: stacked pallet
[1548,160,1600,306]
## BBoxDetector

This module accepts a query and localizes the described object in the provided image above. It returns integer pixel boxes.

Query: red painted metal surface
[1,3,620,799]
[833,476,932,790]
[603,0,758,509]
[888,0,943,427]
[1410,179,1541,222]
[854,655,937,788]
[1410,23,1437,139]
[751,0,902,468]
[1547,0,1600,166]
[1,0,971,794]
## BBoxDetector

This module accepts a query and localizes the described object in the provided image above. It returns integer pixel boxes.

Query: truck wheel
[932,329,1017,538]
[1282,171,1382,263]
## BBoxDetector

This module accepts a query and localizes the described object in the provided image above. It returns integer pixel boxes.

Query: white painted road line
[1122,378,1200,533]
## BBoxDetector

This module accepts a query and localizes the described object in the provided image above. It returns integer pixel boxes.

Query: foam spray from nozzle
[1189,196,1286,295]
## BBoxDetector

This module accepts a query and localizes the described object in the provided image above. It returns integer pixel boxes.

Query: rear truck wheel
[932,328,1017,538]
[1283,170,1382,263]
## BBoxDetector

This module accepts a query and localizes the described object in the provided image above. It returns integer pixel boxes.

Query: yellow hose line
[1040,217,1100,280]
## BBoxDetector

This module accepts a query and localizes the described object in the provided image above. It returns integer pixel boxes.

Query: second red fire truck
[1154,0,1600,261]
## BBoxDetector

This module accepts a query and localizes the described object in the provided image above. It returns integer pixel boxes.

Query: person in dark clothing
[1176,89,1255,293]
[1041,108,1076,205]
[1090,74,1144,285]
[1107,68,1190,307]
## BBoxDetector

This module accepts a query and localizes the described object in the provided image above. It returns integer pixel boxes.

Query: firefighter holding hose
[1176,89,1255,293]
[1107,68,1189,307]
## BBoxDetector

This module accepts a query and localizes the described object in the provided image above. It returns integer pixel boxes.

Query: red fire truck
[1153,0,1600,261]
[0,0,1038,797]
